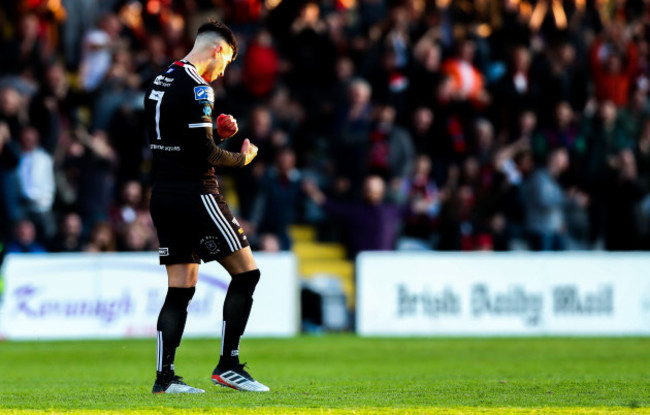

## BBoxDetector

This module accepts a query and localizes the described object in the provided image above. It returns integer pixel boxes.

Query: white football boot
[211,363,270,392]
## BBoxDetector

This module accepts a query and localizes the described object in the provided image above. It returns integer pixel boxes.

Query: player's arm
[203,135,257,167]
[188,121,256,167]
[187,85,256,167]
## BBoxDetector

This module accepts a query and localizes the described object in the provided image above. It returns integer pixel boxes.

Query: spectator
[368,45,410,120]
[304,175,401,258]
[0,13,47,80]
[228,105,279,219]
[118,221,155,252]
[510,109,538,145]
[0,86,28,139]
[0,122,21,239]
[79,13,122,92]
[324,56,356,120]
[17,126,56,241]
[63,128,117,231]
[396,155,441,249]
[6,219,46,253]
[495,46,538,135]
[108,180,149,235]
[533,101,585,163]
[29,62,80,154]
[522,148,571,251]
[331,78,374,195]
[603,149,645,250]
[242,29,280,99]
[618,86,650,140]
[635,119,650,247]
[437,177,478,251]
[257,233,281,252]
[286,1,336,112]
[409,36,442,111]
[136,34,172,88]
[250,148,303,250]
[538,42,589,120]
[48,212,84,252]
[441,38,489,107]
[474,118,495,165]
[581,100,632,241]
[583,100,632,182]
[590,22,639,107]
[83,222,116,252]
[61,0,97,70]
[367,105,415,181]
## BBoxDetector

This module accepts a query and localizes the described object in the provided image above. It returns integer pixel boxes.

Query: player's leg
[153,263,204,394]
[216,247,259,369]
[150,189,206,393]
[211,247,269,392]
[157,263,198,377]
[197,193,269,391]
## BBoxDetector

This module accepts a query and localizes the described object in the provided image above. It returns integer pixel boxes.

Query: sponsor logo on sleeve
[194,86,214,102]
[203,104,212,117]
[159,247,169,256]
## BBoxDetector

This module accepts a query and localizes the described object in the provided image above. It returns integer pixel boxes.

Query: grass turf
[0,336,648,413]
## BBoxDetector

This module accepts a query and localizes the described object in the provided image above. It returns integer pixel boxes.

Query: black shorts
[150,191,249,265]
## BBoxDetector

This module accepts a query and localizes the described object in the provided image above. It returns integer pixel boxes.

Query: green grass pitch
[0,336,648,414]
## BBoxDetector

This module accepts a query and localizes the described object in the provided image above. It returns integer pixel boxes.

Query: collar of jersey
[173,59,196,68]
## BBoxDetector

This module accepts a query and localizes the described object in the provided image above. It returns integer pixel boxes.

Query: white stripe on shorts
[207,194,242,251]
[212,199,242,249]
[200,194,242,252]
[200,195,235,252]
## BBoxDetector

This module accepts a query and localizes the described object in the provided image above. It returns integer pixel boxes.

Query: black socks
[218,269,260,370]
[156,286,195,380]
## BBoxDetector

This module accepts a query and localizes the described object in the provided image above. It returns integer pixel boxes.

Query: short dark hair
[197,19,239,60]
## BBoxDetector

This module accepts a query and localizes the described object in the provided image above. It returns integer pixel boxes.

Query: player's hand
[241,138,258,166]
[217,114,238,140]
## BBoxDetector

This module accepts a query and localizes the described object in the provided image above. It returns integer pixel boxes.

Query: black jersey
[144,60,244,194]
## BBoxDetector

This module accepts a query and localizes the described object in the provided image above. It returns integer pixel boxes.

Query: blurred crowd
[2,0,650,257]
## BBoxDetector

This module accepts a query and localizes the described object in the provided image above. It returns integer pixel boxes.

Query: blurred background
[1,0,650,336]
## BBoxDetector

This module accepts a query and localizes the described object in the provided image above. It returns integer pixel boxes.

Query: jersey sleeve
[187,84,215,129]
[186,85,246,167]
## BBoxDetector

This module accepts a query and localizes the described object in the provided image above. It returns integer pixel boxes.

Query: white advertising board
[0,252,298,340]
[357,252,650,336]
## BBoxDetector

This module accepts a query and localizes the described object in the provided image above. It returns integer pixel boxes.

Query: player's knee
[163,286,196,308]
[231,269,260,295]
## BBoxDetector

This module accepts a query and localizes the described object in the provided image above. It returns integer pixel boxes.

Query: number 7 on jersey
[149,90,165,140]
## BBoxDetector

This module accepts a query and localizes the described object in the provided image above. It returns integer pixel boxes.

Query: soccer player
[145,20,269,394]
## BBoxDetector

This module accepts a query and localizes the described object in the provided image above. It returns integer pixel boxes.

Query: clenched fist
[241,138,258,166]
[217,114,238,140]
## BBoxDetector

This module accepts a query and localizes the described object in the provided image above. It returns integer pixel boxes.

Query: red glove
[217,114,238,140]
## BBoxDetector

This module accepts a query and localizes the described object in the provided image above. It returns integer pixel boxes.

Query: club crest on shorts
[206,240,219,254]
[159,247,169,256]
[200,236,220,255]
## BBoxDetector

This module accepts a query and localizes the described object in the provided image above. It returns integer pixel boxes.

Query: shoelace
[170,375,187,385]
[236,363,253,380]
